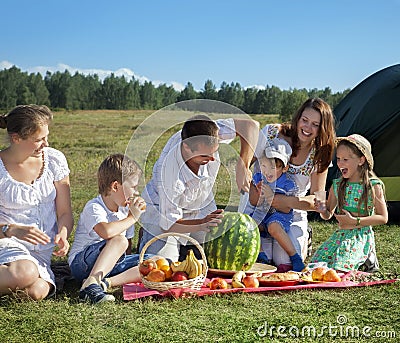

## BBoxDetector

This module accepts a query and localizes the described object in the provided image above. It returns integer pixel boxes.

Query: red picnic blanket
[123,271,398,300]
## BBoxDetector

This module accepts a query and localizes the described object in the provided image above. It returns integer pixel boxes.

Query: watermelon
[204,212,260,271]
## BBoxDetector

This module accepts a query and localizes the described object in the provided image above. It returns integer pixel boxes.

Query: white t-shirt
[139,118,236,260]
[68,195,135,264]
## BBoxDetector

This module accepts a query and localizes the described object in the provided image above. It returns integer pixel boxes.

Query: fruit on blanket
[155,257,170,270]
[171,271,189,281]
[323,269,341,282]
[146,269,166,282]
[242,275,259,288]
[231,271,246,288]
[139,259,157,276]
[204,212,260,271]
[209,277,228,290]
[160,265,173,280]
[312,267,327,281]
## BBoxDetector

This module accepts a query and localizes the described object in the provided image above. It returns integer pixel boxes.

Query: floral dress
[310,178,382,271]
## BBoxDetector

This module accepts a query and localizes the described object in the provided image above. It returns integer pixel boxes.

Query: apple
[209,277,228,290]
[171,271,189,282]
[242,275,259,288]
[139,259,157,276]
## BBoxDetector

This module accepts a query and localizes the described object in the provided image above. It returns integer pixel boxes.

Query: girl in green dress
[311,134,388,272]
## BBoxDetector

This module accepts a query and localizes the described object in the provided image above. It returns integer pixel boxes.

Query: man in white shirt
[139,114,259,261]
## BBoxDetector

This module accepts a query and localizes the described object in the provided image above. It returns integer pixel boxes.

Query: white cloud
[0,60,13,69]
[0,60,184,91]
[246,84,266,90]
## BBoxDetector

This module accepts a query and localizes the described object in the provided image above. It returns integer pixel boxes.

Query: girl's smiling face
[336,144,366,182]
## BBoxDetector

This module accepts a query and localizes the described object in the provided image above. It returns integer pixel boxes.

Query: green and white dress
[311,178,383,272]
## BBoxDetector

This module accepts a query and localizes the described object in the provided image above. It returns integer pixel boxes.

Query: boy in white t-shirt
[68,154,153,304]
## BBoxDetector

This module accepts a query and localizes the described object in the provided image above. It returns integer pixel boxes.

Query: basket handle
[139,232,208,275]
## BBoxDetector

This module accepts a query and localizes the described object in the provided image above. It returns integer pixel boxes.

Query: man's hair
[181,114,219,150]
[98,153,142,196]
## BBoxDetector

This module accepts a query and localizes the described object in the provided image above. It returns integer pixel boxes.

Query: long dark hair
[281,98,336,173]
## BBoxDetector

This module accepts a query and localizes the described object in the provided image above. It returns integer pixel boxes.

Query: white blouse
[0,147,70,253]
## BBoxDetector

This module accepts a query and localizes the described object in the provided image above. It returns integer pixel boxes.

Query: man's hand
[202,209,224,231]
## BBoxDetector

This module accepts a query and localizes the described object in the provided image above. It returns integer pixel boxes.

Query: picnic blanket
[123,271,398,300]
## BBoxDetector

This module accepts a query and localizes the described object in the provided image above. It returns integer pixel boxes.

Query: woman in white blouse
[243,98,336,270]
[0,105,73,300]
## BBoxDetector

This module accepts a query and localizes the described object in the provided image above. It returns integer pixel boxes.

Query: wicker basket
[139,232,208,291]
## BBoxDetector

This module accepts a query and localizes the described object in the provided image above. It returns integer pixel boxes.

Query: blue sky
[2,0,399,92]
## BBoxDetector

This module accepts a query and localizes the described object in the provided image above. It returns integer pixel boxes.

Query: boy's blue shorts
[69,240,154,282]
[260,212,292,238]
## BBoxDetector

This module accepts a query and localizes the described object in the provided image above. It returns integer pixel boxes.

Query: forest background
[0,66,349,121]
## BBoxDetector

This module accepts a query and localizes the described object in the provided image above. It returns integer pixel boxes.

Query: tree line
[0,66,350,121]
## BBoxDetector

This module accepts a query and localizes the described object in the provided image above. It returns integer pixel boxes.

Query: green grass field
[1,110,399,343]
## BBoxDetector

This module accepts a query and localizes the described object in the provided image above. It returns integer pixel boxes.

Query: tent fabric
[330,64,400,203]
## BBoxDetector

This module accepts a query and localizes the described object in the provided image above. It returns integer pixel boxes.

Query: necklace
[32,151,45,184]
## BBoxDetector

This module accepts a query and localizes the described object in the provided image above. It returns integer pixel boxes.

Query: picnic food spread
[208,269,342,290]
[138,214,344,292]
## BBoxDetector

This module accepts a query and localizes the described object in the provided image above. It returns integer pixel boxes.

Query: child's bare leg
[108,266,140,287]
[268,222,305,272]
[268,222,296,256]
[85,235,128,283]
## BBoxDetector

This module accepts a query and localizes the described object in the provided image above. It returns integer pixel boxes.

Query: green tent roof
[330,64,400,202]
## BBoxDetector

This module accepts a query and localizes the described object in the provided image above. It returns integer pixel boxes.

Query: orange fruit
[160,265,173,280]
[155,257,170,270]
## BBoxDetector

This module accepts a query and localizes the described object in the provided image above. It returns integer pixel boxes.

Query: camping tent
[329,64,400,221]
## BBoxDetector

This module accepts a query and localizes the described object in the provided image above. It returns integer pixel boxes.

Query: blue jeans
[70,240,154,282]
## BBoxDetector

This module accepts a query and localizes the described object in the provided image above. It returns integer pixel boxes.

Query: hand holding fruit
[128,195,146,221]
